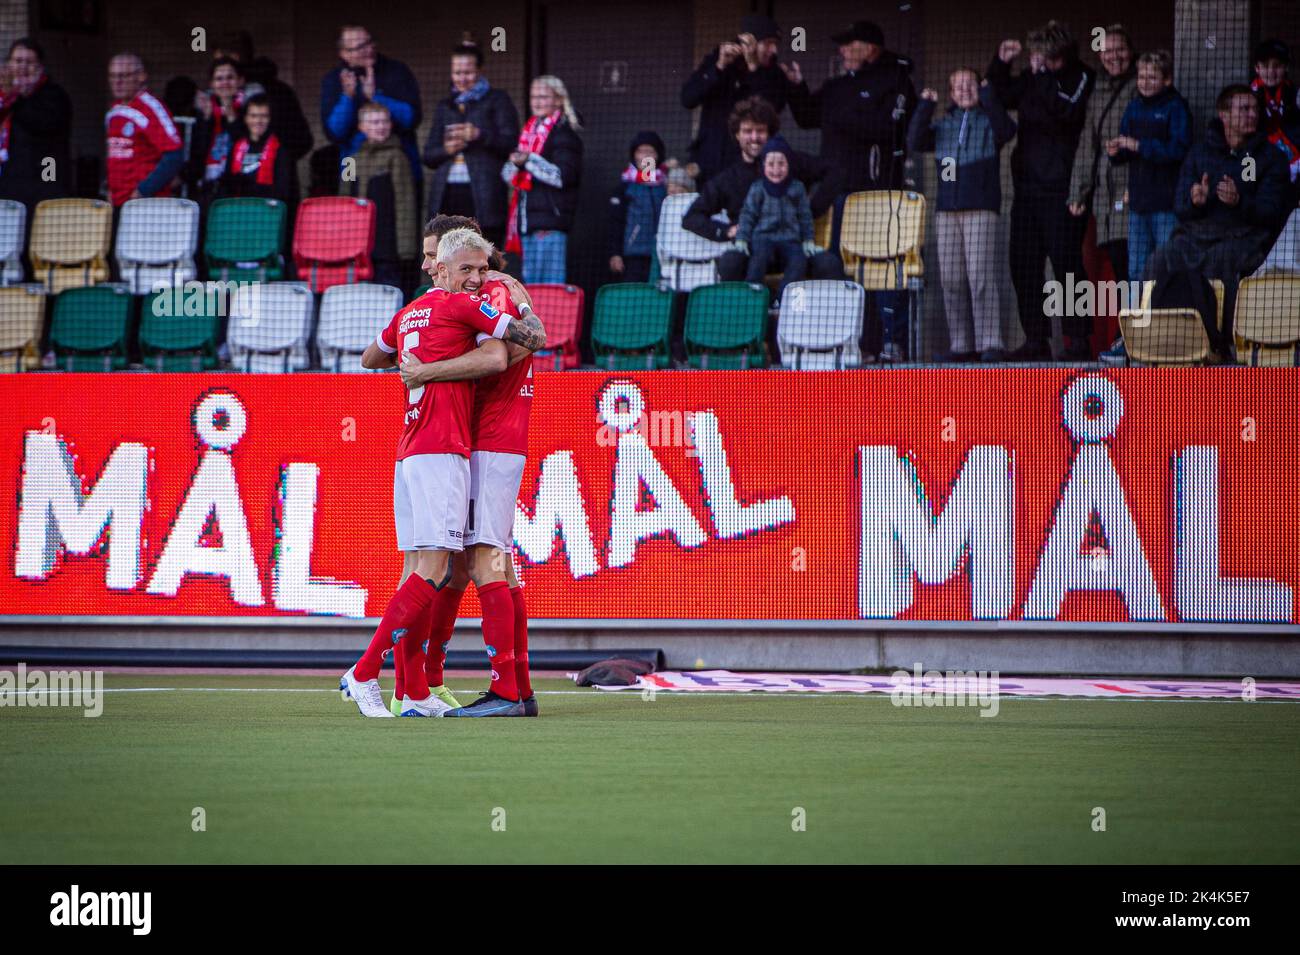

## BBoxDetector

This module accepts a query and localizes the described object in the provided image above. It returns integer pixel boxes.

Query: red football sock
[393,646,405,701]
[424,585,466,688]
[400,614,430,701]
[478,581,518,700]
[354,575,437,682]
[510,586,532,699]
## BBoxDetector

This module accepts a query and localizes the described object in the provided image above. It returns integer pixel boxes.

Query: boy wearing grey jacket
[733,137,819,301]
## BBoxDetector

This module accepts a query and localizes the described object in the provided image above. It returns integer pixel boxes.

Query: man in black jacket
[683,96,840,283]
[1149,84,1291,350]
[782,20,917,361]
[987,22,1094,360]
[0,38,72,219]
[424,41,520,249]
[681,13,793,187]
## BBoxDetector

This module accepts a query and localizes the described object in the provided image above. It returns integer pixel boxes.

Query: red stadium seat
[527,283,585,371]
[292,197,376,293]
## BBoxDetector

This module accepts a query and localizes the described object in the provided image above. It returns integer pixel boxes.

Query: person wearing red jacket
[105,53,182,207]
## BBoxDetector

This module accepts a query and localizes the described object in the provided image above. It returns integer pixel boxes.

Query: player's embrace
[340,228,543,717]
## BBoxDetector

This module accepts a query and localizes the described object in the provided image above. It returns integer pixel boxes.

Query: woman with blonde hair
[503,74,584,283]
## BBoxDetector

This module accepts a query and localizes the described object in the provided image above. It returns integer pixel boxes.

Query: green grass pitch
[2,673,1297,864]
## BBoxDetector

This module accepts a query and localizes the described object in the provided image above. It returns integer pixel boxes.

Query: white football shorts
[465,450,527,550]
[392,453,470,552]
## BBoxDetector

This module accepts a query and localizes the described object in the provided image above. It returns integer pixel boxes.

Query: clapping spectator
[213,31,313,168]
[0,38,72,220]
[608,131,668,283]
[105,53,183,207]
[681,14,793,186]
[908,70,1017,362]
[987,22,1095,361]
[424,39,520,249]
[322,26,421,203]
[1147,84,1290,351]
[1067,26,1136,283]
[783,20,918,362]
[190,57,246,205]
[503,75,583,284]
[342,101,415,290]
[216,93,292,203]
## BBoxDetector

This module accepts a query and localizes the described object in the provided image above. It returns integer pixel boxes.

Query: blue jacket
[1112,87,1191,213]
[321,54,422,183]
[607,178,667,258]
[736,178,813,244]
[907,84,1016,212]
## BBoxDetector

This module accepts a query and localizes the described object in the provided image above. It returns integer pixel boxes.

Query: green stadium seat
[203,198,286,281]
[139,287,221,371]
[591,282,674,370]
[50,284,132,371]
[684,281,769,369]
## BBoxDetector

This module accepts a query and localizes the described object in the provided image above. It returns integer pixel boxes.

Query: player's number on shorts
[403,331,424,403]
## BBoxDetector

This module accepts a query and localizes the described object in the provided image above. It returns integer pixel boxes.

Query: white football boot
[339,666,395,718]
[399,693,455,717]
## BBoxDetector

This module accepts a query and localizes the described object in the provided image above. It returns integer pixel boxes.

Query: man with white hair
[341,228,543,718]
[105,52,182,206]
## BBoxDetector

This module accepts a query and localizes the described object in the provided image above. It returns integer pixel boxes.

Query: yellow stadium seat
[1233,275,1300,365]
[838,190,926,357]
[813,210,832,250]
[0,285,46,371]
[29,198,112,293]
[1118,307,1214,365]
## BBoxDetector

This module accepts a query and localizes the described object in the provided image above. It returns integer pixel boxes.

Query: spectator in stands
[908,68,1017,363]
[1067,25,1136,285]
[0,38,72,218]
[213,31,313,169]
[1108,51,1191,295]
[216,94,292,203]
[1148,84,1290,349]
[666,161,696,195]
[608,130,668,283]
[987,22,1094,361]
[342,101,415,290]
[681,13,793,186]
[683,97,840,286]
[190,57,246,205]
[321,26,421,198]
[734,138,818,304]
[105,53,183,207]
[782,20,917,362]
[424,39,520,250]
[503,75,582,285]
[1251,39,1300,202]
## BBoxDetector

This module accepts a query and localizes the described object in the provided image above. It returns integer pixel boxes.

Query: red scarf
[205,92,245,179]
[0,73,46,172]
[620,162,665,184]
[505,110,561,255]
[230,133,280,185]
[1251,77,1300,182]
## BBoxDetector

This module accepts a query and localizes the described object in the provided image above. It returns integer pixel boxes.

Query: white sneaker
[340,665,394,718]
[399,693,454,717]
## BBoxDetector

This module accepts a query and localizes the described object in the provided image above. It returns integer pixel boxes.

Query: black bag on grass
[573,658,655,687]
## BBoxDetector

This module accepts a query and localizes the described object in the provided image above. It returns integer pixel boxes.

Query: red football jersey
[105,91,183,206]
[377,287,512,459]
[471,282,535,455]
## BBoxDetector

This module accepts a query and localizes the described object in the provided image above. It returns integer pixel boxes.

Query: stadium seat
[777,280,866,369]
[0,200,26,285]
[317,282,403,372]
[683,281,769,368]
[50,284,132,371]
[292,197,375,292]
[1118,307,1213,365]
[29,198,112,293]
[114,197,200,295]
[839,190,926,357]
[1233,275,1300,366]
[139,285,224,371]
[203,197,287,282]
[0,285,46,371]
[591,283,674,369]
[527,283,585,371]
[655,192,729,292]
[226,281,315,372]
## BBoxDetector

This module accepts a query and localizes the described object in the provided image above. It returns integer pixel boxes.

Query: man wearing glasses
[322,25,422,205]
